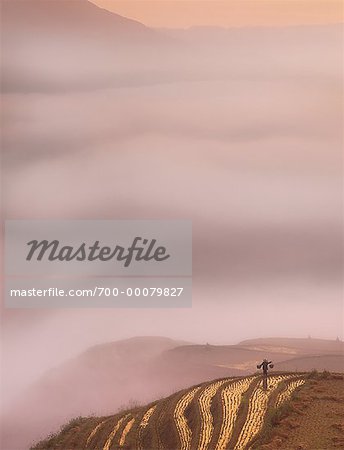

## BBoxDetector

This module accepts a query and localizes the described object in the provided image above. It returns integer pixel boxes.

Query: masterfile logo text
[5,220,192,308]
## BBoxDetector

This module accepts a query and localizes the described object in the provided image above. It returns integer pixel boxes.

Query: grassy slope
[31,372,343,450]
[253,373,344,450]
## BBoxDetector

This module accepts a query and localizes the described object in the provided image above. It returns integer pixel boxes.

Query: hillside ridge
[33,372,333,450]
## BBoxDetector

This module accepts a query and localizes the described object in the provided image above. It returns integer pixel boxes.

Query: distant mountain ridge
[2,1,340,93]
[238,337,344,355]
[1,0,154,39]
[1,0,172,93]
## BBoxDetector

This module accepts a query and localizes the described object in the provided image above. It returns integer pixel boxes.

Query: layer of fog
[3,24,343,392]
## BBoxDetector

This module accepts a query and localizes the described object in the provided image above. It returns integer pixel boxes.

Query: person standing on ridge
[257,359,274,389]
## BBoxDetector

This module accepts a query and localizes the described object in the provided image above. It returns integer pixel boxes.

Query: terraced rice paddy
[234,375,293,449]
[215,377,254,450]
[275,377,306,409]
[32,373,308,450]
[174,387,201,450]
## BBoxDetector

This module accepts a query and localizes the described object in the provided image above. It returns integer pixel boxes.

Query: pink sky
[90,0,343,28]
